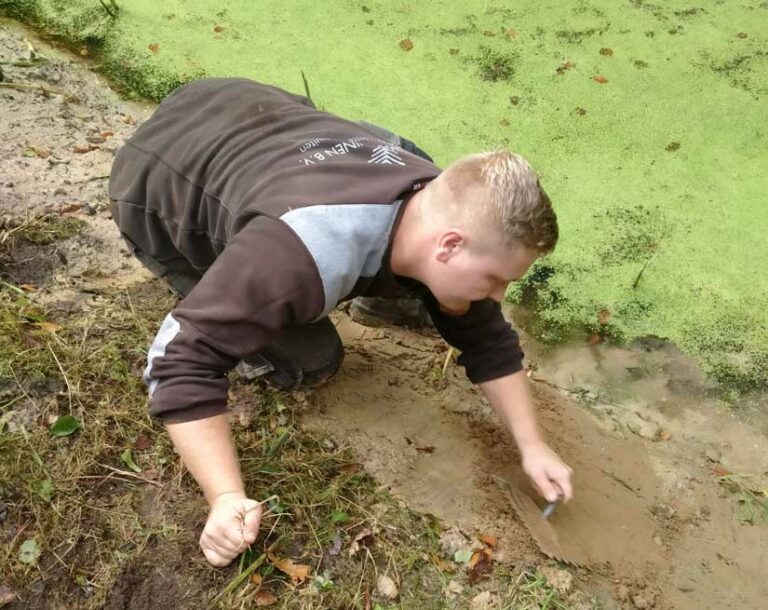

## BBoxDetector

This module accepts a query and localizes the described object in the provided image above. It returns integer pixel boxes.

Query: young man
[109,78,573,568]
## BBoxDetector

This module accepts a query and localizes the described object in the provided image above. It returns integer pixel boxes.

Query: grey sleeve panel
[143,313,181,397]
[281,202,403,317]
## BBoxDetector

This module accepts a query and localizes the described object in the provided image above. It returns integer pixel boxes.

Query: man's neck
[390,189,426,281]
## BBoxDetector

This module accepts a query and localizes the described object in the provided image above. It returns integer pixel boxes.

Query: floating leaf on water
[449,48,459,55]
[50,415,82,437]
[148,43,160,53]
[399,38,414,51]
[599,47,614,56]
[505,28,518,39]
[120,448,142,473]
[593,75,608,84]
[18,539,40,565]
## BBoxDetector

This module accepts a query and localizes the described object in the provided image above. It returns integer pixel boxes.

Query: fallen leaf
[429,552,455,572]
[377,574,399,600]
[449,48,459,55]
[120,448,142,473]
[35,321,62,333]
[556,60,575,75]
[254,590,278,606]
[268,554,311,585]
[478,534,497,548]
[120,114,136,125]
[349,528,374,557]
[50,415,82,437]
[736,32,748,39]
[659,430,672,441]
[712,466,733,477]
[73,144,99,154]
[27,145,52,158]
[467,549,493,585]
[598,308,611,325]
[575,106,587,115]
[499,118,510,127]
[587,334,602,345]
[593,75,608,84]
[19,284,37,292]
[453,548,472,564]
[599,47,614,56]
[505,28,518,39]
[251,573,263,588]
[666,141,681,152]
[148,43,160,53]
[59,203,83,214]
[399,38,414,51]
[0,585,16,606]
[213,25,225,33]
[18,539,40,565]
[133,435,154,451]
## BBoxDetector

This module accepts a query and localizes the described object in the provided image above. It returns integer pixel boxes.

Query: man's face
[425,232,539,315]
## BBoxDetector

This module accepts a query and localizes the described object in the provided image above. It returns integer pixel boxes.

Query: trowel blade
[493,475,588,568]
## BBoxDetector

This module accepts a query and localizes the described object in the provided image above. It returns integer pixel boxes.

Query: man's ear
[436,230,464,263]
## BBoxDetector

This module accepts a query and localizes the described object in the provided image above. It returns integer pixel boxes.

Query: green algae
[3,0,767,393]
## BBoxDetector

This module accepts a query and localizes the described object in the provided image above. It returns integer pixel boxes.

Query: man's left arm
[480,370,573,502]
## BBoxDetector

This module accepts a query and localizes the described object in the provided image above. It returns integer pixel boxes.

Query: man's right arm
[167,413,264,567]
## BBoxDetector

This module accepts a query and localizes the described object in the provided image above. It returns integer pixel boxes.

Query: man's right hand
[200,492,262,567]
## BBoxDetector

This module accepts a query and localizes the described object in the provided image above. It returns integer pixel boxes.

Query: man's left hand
[520,441,573,503]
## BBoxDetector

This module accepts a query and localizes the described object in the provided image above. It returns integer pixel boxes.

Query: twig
[212,535,283,604]
[47,344,75,413]
[0,81,67,96]
[301,70,313,104]
[99,0,115,18]
[95,463,163,487]
[441,346,455,377]
[632,253,656,289]
[0,59,47,67]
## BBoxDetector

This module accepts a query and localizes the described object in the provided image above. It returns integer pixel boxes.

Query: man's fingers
[201,543,234,568]
[554,469,574,502]
[241,501,262,545]
[532,470,559,503]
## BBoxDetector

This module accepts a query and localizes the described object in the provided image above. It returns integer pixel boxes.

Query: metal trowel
[493,474,588,567]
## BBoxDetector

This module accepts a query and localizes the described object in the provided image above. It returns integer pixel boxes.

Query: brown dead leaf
[659,430,672,441]
[254,590,278,606]
[148,43,160,53]
[598,308,611,325]
[599,47,614,56]
[429,553,455,573]
[251,573,263,587]
[27,145,52,158]
[349,528,374,557]
[449,48,459,55]
[587,334,602,345]
[134,435,154,451]
[73,144,99,154]
[0,585,16,606]
[19,284,37,292]
[478,534,497,548]
[59,203,83,214]
[712,465,733,477]
[35,321,62,333]
[593,75,608,84]
[267,553,311,585]
[499,118,510,127]
[505,28,518,39]
[340,462,362,475]
[736,32,748,39]
[556,60,575,75]
[213,25,225,33]
[399,38,414,51]
[100,130,114,138]
[467,549,493,585]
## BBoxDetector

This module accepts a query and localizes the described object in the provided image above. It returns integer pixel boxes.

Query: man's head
[400,150,558,314]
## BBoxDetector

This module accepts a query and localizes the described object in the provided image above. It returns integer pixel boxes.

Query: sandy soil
[2,19,767,610]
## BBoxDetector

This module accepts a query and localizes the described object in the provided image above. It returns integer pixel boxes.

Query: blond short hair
[425,150,558,253]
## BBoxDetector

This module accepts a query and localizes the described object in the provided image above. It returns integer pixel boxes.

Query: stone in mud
[540,566,573,595]
[623,412,661,440]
